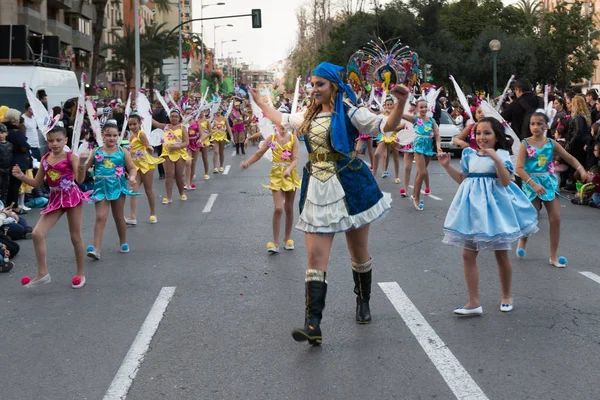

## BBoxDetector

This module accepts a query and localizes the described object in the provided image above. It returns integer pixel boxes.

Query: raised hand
[249,88,261,103]
[390,85,410,101]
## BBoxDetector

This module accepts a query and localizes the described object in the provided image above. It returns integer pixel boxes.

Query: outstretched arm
[240,140,270,170]
[249,88,283,126]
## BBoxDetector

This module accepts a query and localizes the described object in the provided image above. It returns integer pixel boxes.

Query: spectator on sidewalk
[501,78,543,140]
[22,103,41,161]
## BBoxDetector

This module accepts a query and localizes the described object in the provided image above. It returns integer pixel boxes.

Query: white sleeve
[347,106,386,136]
[281,111,306,131]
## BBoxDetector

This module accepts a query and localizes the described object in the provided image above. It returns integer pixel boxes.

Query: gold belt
[308,153,343,162]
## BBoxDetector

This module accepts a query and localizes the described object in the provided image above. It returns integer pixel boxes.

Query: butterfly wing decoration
[85,97,103,147]
[449,75,474,123]
[22,83,50,137]
[71,73,87,152]
[209,100,221,121]
[120,92,132,140]
[165,91,181,113]
[291,76,302,115]
[249,94,274,162]
[479,100,520,162]
[425,86,442,117]
[147,129,164,147]
[495,75,515,112]
[226,99,234,118]
[136,90,153,136]
[154,90,171,114]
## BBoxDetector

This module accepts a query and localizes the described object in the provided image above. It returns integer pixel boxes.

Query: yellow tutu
[261,134,301,192]
[131,133,164,174]
[160,126,191,162]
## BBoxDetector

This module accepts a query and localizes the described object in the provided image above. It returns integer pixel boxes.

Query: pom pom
[21,276,31,286]
[558,256,567,265]
[72,276,82,286]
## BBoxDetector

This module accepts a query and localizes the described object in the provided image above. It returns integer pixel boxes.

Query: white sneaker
[125,217,137,226]
[21,205,32,211]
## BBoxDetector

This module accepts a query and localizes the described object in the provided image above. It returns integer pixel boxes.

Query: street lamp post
[201,1,225,83]
[588,29,600,89]
[221,39,237,72]
[213,23,233,66]
[228,50,241,78]
[489,39,501,98]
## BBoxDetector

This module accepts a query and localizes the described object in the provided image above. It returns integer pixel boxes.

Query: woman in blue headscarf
[250,62,409,346]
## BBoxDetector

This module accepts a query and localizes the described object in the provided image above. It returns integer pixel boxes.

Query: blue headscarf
[312,62,357,154]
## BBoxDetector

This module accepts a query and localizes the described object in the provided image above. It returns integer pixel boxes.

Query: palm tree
[513,0,541,32]
[141,22,178,98]
[90,0,171,89]
[103,27,136,95]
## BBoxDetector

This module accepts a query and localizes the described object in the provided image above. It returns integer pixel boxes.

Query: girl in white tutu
[438,117,539,316]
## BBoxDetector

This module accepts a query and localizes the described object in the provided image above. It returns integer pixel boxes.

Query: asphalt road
[1,144,599,400]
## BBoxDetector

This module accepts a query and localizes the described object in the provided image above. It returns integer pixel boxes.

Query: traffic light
[424,64,433,82]
[252,9,262,28]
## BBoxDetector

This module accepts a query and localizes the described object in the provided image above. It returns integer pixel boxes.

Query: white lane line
[580,271,600,285]
[379,282,489,400]
[223,165,231,175]
[408,185,443,201]
[202,193,218,213]
[231,150,237,157]
[103,287,176,400]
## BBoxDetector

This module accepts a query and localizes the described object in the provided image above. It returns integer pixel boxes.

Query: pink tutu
[41,152,91,214]
[356,133,371,141]
[232,123,245,133]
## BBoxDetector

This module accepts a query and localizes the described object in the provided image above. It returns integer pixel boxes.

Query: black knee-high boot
[235,143,240,155]
[292,269,327,346]
[352,258,372,324]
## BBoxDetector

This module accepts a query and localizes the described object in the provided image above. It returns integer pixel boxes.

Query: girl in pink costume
[185,109,201,189]
[12,126,91,289]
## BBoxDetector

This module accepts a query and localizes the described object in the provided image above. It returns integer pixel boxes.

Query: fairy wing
[154,90,171,114]
[147,129,164,147]
[22,83,49,136]
[449,76,473,122]
[85,97,103,147]
[120,92,132,140]
[479,100,520,161]
[71,73,87,152]
[136,91,153,135]
[291,76,302,114]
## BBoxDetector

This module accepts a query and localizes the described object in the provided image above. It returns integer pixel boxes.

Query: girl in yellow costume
[158,110,190,204]
[240,125,300,254]
[195,110,212,181]
[125,114,164,225]
[210,112,232,173]
[372,98,403,183]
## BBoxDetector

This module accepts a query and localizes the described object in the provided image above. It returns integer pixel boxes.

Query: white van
[0,65,80,111]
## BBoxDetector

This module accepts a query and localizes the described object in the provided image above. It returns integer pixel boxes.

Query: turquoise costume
[91,147,140,201]
[443,148,538,251]
[412,116,436,156]
[520,138,558,202]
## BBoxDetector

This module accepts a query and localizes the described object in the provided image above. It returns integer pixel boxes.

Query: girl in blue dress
[439,117,539,316]
[402,99,441,210]
[82,123,139,260]
[515,112,590,268]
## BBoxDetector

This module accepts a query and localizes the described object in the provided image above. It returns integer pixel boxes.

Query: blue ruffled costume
[520,138,558,202]
[412,116,436,156]
[443,148,538,251]
[91,147,140,201]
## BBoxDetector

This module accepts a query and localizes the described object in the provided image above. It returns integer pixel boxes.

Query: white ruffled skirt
[296,174,392,234]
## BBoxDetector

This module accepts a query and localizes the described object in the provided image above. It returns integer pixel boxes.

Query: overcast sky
[192,0,517,69]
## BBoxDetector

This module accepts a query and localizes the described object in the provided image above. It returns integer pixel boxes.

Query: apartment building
[0,0,106,79]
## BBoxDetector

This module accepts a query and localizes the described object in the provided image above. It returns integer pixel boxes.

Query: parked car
[438,110,462,157]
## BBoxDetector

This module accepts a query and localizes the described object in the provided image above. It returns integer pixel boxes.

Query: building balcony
[68,0,94,20]
[47,19,73,45]
[47,0,74,10]
[73,30,93,52]
[18,7,46,35]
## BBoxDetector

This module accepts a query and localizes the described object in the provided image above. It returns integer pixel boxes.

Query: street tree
[90,0,171,89]
[534,2,598,88]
